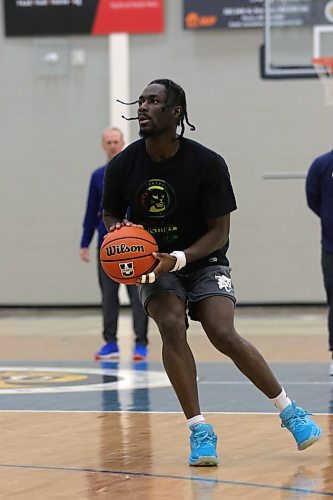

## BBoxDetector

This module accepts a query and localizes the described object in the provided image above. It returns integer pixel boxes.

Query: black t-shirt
[102,137,237,272]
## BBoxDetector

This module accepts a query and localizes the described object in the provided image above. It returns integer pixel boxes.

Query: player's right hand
[138,252,176,284]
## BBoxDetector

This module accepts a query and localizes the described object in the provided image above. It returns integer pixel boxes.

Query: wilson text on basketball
[106,243,145,256]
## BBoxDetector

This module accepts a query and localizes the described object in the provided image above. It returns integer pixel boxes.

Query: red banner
[92,0,164,35]
[4,0,164,37]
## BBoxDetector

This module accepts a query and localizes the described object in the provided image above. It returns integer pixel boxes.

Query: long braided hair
[149,79,196,137]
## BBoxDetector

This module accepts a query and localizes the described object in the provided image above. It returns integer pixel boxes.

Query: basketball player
[80,127,148,361]
[102,80,322,465]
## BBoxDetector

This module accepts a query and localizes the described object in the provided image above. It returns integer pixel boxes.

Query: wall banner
[183,0,331,30]
[4,0,164,37]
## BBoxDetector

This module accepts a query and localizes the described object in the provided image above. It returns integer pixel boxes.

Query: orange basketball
[100,226,158,284]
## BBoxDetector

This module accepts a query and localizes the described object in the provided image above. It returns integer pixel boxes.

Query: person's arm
[306,161,322,217]
[80,173,100,258]
[151,215,230,276]
[102,157,129,233]
[185,154,235,261]
[184,215,230,263]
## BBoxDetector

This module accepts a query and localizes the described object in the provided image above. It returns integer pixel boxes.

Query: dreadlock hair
[149,79,196,137]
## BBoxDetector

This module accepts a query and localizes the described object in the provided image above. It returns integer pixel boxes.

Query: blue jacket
[80,165,107,249]
[306,151,333,252]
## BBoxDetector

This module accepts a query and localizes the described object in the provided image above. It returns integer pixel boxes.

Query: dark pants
[321,250,333,352]
[97,257,148,345]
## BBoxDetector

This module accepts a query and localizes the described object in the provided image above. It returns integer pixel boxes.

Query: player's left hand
[109,219,144,232]
[137,252,177,284]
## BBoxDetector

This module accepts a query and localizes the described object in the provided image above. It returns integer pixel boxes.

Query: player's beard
[139,124,167,138]
[139,127,157,138]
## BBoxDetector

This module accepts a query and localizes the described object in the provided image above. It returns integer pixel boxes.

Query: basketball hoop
[312,57,333,105]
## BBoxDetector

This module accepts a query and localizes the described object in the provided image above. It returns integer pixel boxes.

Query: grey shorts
[138,265,236,322]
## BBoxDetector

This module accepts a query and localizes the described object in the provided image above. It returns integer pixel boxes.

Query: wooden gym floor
[0,306,332,499]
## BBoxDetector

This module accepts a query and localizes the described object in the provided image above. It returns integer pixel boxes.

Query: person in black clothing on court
[102,79,321,466]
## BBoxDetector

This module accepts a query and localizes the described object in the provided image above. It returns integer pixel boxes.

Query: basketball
[100,226,158,284]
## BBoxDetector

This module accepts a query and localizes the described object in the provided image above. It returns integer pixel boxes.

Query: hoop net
[312,57,333,105]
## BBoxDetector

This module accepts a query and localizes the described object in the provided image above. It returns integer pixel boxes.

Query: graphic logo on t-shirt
[137,179,176,219]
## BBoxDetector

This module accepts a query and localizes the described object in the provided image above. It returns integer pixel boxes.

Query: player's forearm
[184,225,229,264]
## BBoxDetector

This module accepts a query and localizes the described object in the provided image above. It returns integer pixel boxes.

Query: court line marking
[200,381,333,385]
[0,410,331,415]
[0,464,331,496]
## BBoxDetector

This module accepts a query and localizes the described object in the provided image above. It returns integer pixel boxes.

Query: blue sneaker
[189,423,218,466]
[280,402,322,451]
[95,341,119,360]
[133,344,148,361]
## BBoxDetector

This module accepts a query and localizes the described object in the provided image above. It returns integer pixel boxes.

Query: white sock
[187,414,205,428]
[270,387,292,412]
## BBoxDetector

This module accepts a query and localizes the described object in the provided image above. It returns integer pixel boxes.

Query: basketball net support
[312,56,333,106]
[108,34,130,145]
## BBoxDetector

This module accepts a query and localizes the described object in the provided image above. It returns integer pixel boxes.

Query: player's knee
[208,325,240,354]
[157,311,186,340]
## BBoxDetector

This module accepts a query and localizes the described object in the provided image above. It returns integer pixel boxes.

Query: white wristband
[170,251,187,272]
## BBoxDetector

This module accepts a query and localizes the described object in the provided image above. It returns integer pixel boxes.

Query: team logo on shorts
[215,274,232,292]
[119,262,134,277]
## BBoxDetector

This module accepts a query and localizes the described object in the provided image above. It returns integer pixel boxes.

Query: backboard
[262,0,333,78]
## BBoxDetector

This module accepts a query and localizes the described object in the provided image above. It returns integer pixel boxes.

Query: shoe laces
[191,426,215,448]
[281,403,312,432]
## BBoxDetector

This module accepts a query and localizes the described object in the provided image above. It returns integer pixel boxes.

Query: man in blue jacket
[80,127,148,360]
[306,150,333,376]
